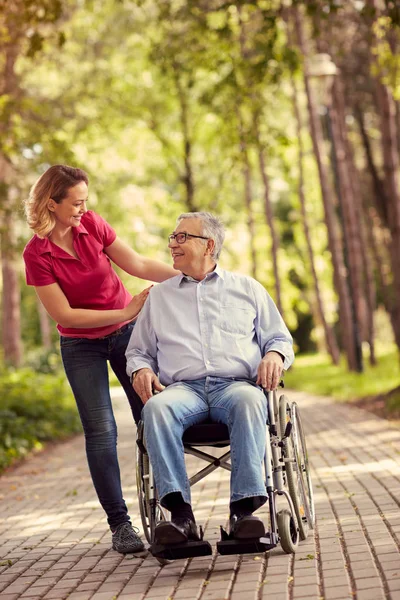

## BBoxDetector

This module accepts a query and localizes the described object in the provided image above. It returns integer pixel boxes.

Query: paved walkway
[0,389,400,600]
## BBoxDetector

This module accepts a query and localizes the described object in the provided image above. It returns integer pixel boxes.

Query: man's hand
[256,351,284,391]
[132,368,165,404]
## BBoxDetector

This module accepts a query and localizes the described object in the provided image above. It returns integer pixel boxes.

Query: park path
[0,388,399,600]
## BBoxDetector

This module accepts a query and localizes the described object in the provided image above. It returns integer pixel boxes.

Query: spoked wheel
[136,446,167,546]
[277,509,299,554]
[279,396,315,541]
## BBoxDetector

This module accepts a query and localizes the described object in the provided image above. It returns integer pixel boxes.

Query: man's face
[168,218,210,274]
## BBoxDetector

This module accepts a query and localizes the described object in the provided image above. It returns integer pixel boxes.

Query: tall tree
[290,73,340,364]
[366,0,400,353]
[294,6,359,371]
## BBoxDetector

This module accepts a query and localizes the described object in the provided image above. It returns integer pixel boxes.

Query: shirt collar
[37,222,88,256]
[177,264,224,287]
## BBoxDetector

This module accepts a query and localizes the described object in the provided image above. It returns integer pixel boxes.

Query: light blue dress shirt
[125,265,294,386]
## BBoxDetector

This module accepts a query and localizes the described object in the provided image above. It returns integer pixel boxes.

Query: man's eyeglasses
[168,232,209,244]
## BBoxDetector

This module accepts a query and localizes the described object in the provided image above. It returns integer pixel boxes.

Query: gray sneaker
[112,522,145,554]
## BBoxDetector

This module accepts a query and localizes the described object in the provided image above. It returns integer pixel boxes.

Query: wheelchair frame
[135,387,314,560]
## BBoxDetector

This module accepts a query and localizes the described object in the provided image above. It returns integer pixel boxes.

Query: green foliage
[0,368,80,473]
[285,346,400,403]
[4,0,399,382]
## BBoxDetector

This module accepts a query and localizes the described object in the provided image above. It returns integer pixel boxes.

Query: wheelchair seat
[182,420,230,447]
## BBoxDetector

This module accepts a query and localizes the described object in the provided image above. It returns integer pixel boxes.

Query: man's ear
[206,239,215,256]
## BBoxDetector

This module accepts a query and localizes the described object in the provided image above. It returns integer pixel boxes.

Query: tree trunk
[1,204,22,366]
[254,117,283,315]
[375,81,400,350]
[291,73,340,364]
[367,0,400,353]
[294,7,358,371]
[329,77,364,370]
[339,99,377,365]
[364,204,395,333]
[396,100,400,157]
[173,66,196,212]
[354,104,390,226]
[237,109,257,280]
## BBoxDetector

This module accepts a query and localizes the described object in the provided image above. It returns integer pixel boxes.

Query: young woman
[23,164,177,554]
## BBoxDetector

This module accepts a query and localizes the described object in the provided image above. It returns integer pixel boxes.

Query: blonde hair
[24,165,89,238]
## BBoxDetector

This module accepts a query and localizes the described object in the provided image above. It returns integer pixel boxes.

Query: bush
[0,368,81,473]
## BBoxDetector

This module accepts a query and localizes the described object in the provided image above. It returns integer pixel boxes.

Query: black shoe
[229,514,265,540]
[154,518,201,545]
[112,522,145,553]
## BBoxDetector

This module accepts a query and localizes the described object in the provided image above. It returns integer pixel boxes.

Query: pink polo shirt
[23,210,132,338]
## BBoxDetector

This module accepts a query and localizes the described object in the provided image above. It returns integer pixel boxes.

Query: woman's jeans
[60,322,142,529]
[142,377,268,509]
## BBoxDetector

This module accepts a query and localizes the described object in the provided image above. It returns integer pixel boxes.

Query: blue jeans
[60,322,143,529]
[142,377,268,507]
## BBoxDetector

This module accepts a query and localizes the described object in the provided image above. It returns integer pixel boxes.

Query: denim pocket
[60,336,83,347]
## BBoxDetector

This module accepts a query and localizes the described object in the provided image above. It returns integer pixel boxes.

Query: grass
[284,346,400,404]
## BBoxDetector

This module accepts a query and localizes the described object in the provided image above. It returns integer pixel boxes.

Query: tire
[136,448,167,543]
[292,403,315,529]
[277,509,299,554]
[136,447,152,544]
[279,396,315,541]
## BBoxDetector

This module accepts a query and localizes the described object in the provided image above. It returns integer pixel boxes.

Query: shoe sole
[154,522,188,545]
[232,519,265,540]
[112,543,145,554]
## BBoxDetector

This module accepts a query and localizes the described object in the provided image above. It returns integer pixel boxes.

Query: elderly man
[126,212,294,549]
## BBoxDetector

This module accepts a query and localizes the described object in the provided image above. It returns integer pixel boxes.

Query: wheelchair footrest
[217,531,276,555]
[151,540,213,560]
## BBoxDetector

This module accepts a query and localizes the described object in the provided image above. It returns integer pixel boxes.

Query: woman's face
[50,181,88,229]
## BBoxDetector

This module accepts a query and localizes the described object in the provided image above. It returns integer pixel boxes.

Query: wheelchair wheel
[279,396,315,541]
[136,445,167,546]
[277,509,299,554]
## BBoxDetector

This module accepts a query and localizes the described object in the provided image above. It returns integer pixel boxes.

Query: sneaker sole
[112,542,145,554]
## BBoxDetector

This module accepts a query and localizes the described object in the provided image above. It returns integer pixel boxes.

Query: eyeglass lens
[169,233,187,243]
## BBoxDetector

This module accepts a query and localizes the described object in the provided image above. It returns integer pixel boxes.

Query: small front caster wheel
[277,509,299,554]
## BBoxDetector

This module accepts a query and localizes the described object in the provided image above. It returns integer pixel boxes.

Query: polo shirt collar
[37,222,88,256]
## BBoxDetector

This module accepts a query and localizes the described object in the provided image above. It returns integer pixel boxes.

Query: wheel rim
[136,450,152,544]
[279,396,313,539]
[291,404,315,528]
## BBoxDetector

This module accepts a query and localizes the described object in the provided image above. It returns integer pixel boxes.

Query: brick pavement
[0,389,399,600]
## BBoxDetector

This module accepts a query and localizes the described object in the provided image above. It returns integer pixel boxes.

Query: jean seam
[181,408,209,428]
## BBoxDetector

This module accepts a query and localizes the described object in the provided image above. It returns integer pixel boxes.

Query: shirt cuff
[264,343,294,371]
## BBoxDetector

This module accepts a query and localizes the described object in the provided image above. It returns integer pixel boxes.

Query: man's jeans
[142,377,268,507]
[60,322,143,529]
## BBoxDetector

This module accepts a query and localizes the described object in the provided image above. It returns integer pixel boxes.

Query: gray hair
[177,212,225,260]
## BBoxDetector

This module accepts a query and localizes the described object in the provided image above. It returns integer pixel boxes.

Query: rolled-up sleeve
[252,280,295,370]
[125,296,158,378]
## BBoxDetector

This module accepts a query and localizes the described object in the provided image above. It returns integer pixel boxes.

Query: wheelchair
[135,385,315,562]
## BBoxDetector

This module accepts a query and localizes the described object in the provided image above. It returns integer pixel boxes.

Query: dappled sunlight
[316,458,400,476]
